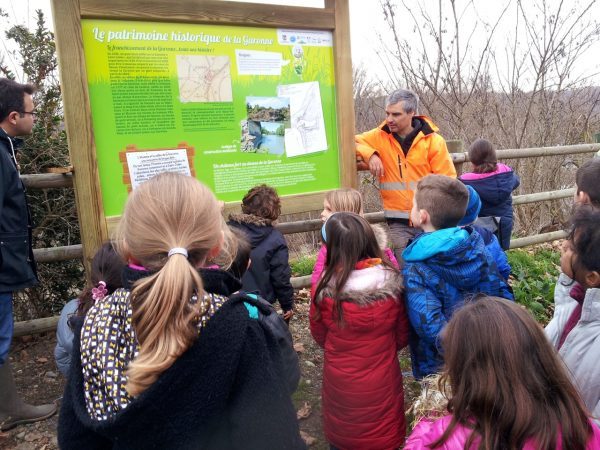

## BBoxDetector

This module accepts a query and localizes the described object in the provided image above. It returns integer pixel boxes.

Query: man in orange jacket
[355,89,456,262]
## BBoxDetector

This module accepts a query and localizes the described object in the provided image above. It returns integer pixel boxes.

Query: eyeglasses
[20,110,37,118]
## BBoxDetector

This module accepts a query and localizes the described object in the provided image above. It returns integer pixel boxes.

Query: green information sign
[81,19,341,217]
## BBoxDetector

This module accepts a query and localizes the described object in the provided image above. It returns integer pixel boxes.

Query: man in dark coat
[0,78,56,430]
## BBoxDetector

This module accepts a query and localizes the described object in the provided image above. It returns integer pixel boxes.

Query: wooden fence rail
[30,186,579,265]
[20,143,599,189]
[12,143,599,336]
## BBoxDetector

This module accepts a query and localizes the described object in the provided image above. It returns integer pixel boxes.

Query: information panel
[81,19,341,217]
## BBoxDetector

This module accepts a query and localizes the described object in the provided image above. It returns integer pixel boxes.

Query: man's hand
[369,154,385,178]
[282,309,294,321]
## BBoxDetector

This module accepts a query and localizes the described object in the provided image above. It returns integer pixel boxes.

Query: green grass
[291,377,313,405]
[290,254,317,277]
[507,247,560,324]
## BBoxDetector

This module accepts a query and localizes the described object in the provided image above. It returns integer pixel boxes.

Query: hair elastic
[168,247,188,258]
[91,281,108,301]
[321,212,340,243]
[321,223,327,243]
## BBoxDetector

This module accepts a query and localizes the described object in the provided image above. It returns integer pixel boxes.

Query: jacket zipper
[397,154,403,179]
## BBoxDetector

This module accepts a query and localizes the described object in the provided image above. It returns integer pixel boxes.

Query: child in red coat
[310,212,409,450]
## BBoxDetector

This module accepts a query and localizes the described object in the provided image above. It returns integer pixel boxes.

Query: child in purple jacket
[459,139,519,250]
[404,297,600,450]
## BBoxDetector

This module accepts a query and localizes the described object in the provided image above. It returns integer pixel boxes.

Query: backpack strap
[243,302,259,319]
[228,292,269,320]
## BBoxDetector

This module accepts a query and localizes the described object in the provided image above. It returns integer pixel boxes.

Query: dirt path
[1,289,418,449]
[1,335,63,449]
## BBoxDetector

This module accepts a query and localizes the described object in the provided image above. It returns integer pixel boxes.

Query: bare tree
[357,0,600,234]
[371,0,600,146]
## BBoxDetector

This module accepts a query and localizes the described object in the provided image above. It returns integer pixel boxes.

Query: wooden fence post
[446,139,465,175]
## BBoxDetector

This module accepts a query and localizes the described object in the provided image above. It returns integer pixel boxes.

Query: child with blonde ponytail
[58,173,304,449]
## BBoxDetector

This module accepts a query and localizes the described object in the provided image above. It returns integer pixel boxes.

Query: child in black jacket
[228,184,295,321]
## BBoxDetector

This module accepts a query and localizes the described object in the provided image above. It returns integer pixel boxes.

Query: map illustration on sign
[176,55,233,102]
[277,81,327,157]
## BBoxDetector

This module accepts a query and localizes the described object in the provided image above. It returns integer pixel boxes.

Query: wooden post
[326,0,357,188]
[51,0,107,272]
[446,139,465,175]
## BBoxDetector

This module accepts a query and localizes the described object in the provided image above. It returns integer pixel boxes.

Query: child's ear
[208,230,225,259]
[120,240,133,264]
[575,190,591,205]
[419,209,430,226]
[584,270,600,288]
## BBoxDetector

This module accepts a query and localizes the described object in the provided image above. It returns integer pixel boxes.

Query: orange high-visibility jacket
[355,116,456,219]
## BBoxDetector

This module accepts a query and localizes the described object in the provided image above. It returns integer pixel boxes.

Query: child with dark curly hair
[228,184,294,321]
[545,206,600,422]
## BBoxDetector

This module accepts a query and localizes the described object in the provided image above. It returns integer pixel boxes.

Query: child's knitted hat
[459,185,482,226]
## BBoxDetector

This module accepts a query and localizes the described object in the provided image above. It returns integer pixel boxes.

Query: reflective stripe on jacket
[355,116,456,218]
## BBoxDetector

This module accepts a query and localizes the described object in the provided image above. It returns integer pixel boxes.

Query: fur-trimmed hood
[228,213,275,249]
[228,212,272,227]
[317,265,403,306]
[372,223,391,251]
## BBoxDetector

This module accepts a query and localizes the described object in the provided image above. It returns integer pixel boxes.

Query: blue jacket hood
[403,227,490,290]
[403,227,468,261]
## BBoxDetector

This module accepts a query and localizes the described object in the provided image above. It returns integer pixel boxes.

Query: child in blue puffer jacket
[402,175,513,379]
[459,139,520,250]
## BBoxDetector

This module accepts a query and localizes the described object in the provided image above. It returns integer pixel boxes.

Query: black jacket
[228,213,294,311]
[58,271,305,449]
[0,128,37,292]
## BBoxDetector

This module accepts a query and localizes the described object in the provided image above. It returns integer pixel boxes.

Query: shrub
[2,10,84,320]
[290,255,316,277]
[507,247,560,324]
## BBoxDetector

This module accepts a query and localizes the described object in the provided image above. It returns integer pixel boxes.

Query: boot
[0,361,57,431]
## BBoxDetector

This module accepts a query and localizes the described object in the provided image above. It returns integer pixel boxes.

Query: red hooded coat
[310,265,409,450]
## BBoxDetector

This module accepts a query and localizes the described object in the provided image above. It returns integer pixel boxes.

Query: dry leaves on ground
[293,342,305,353]
[296,401,312,420]
[300,430,317,446]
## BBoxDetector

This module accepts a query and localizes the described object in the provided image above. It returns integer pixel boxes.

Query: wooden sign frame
[51,0,355,265]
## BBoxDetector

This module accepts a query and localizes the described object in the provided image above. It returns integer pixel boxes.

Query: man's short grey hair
[385,89,419,114]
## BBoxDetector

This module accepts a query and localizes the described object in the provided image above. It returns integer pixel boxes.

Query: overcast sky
[0,0,380,82]
[2,0,599,87]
